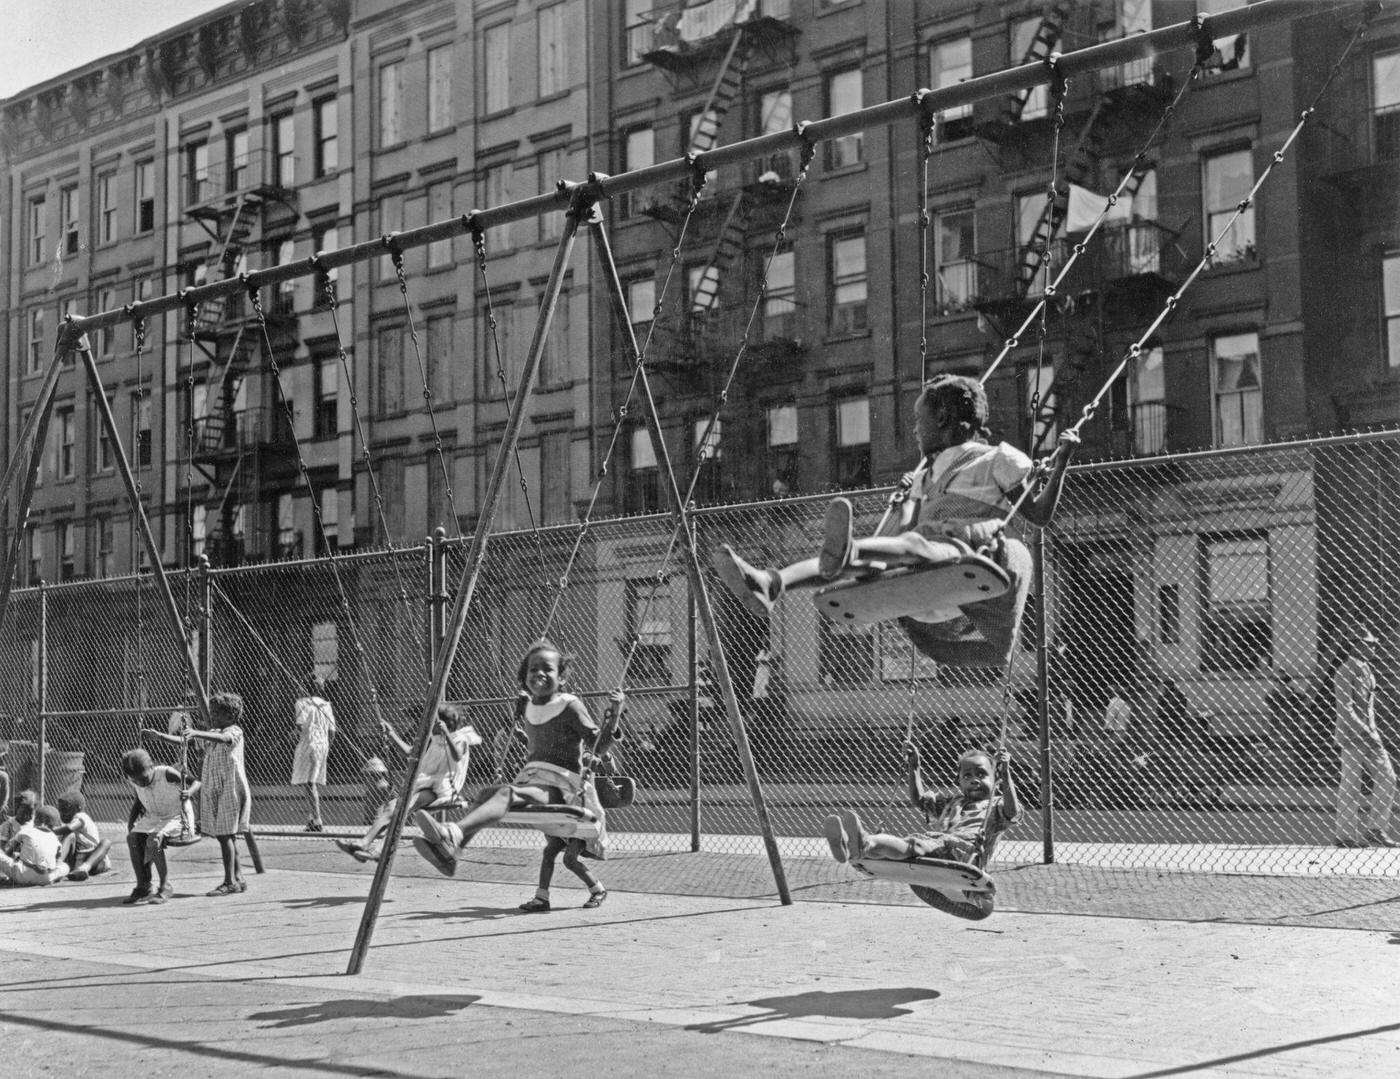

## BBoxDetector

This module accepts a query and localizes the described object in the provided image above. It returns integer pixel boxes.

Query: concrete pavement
[2,836,1398,1077]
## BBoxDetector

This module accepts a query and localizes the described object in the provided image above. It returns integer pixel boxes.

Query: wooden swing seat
[812,554,1009,627]
[849,856,994,908]
[421,796,603,840]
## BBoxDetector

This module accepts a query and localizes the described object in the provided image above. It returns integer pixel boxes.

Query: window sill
[823,328,872,345]
[824,160,867,179]
[534,90,571,107]
[426,261,455,275]
[481,105,517,122]
[1195,66,1254,89]
[1203,255,1260,276]
[424,126,456,142]
[375,140,410,154]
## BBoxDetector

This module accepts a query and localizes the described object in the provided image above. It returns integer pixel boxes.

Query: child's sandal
[582,889,608,909]
[206,882,239,897]
[518,896,551,913]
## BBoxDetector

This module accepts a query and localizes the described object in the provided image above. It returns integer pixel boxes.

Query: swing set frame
[0,1,1328,972]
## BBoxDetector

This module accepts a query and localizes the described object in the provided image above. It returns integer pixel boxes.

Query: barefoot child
[335,705,481,863]
[122,749,199,904]
[824,743,1020,919]
[185,692,253,896]
[55,791,113,881]
[714,374,1077,668]
[413,639,622,912]
[0,804,69,886]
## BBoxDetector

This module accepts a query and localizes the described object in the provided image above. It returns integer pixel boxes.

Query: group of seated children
[0,789,112,886]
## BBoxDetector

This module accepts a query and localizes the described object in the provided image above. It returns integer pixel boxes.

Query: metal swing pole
[66,324,212,728]
[347,188,587,975]
[587,200,792,905]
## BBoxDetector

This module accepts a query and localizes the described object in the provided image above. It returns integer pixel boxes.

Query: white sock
[589,882,606,895]
[535,887,550,901]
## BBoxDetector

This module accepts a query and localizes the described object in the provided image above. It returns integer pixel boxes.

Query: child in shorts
[122,748,199,905]
[0,804,68,886]
[55,791,113,881]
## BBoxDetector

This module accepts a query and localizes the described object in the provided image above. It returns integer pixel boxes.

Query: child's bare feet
[823,814,848,863]
[819,498,854,579]
[712,545,781,615]
[840,809,868,862]
[412,809,460,877]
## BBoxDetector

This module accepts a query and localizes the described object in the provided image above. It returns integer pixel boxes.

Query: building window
[426,314,453,404]
[824,69,862,168]
[1212,332,1262,447]
[376,324,404,416]
[377,193,404,281]
[763,249,796,340]
[1158,583,1181,646]
[59,184,79,256]
[92,516,113,578]
[58,523,75,582]
[1385,252,1400,368]
[767,404,799,496]
[538,4,566,98]
[56,407,76,479]
[1129,346,1167,454]
[934,208,976,315]
[427,44,453,133]
[484,22,510,114]
[541,288,569,385]
[27,195,46,265]
[1203,147,1256,265]
[378,59,404,147]
[1012,17,1051,119]
[93,392,115,471]
[624,0,650,66]
[930,36,973,141]
[136,393,153,468]
[1201,534,1271,673]
[835,396,871,489]
[755,86,795,179]
[314,355,338,438]
[538,147,564,242]
[541,431,571,524]
[23,409,42,484]
[25,527,41,586]
[427,181,453,267]
[314,95,338,176]
[95,287,116,356]
[276,493,299,558]
[317,489,339,555]
[688,262,720,316]
[1199,0,1250,75]
[185,141,210,203]
[628,427,661,514]
[313,223,339,302]
[272,112,295,187]
[97,173,117,244]
[28,307,46,374]
[1374,50,1400,163]
[619,126,654,219]
[625,276,655,344]
[190,504,207,562]
[226,128,249,190]
[627,576,672,685]
[828,232,868,336]
[482,162,511,249]
[135,160,155,232]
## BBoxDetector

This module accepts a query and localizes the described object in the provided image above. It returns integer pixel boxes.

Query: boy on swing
[825,743,1020,919]
[714,373,1077,668]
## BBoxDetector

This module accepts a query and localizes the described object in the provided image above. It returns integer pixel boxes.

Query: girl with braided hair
[714,374,1077,668]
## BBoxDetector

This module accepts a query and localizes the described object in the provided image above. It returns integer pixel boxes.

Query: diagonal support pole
[347,187,587,975]
[68,322,212,726]
[587,203,792,905]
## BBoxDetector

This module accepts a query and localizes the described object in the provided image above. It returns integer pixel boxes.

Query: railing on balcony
[1376,102,1400,164]
[1318,100,1400,177]
[628,0,792,62]
[186,149,295,212]
[192,406,294,457]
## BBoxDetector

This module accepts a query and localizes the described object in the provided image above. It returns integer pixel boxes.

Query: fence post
[37,580,48,805]
[198,555,212,693]
[688,586,700,851]
[1033,529,1055,864]
[428,528,447,678]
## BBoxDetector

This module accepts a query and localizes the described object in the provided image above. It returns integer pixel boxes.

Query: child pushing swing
[413,638,623,911]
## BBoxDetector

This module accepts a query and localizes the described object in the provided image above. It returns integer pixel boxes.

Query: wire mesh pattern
[3,432,1400,879]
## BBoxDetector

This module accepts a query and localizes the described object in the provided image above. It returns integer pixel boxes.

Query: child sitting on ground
[335,705,481,863]
[824,743,1019,919]
[1,789,38,855]
[122,748,199,905]
[55,791,112,881]
[714,374,1077,669]
[0,804,68,886]
[413,639,622,912]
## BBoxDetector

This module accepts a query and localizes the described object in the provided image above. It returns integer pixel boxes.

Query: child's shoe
[712,545,781,615]
[122,886,150,905]
[411,809,460,877]
[840,809,868,862]
[823,814,848,863]
[67,867,89,882]
[582,889,608,909]
[518,896,551,913]
[818,498,854,579]
[335,839,372,862]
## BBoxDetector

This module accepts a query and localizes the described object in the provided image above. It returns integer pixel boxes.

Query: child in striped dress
[185,691,252,896]
[122,748,199,905]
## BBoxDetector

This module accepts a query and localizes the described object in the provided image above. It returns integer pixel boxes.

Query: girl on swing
[413,639,624,911]
[714,373,1078,667]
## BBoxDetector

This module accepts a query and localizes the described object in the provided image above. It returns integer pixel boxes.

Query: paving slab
[2,836,1398,1077]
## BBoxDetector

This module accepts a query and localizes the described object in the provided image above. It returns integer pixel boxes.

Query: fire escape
[185,151,298,565]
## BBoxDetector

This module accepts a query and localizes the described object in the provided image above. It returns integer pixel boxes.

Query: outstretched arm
[995,748,1020,820]
[380,721,412,756]
[142,729,183,747]
[595,690,626,756]
[904,742,928,807]
[1016,430,1079,528]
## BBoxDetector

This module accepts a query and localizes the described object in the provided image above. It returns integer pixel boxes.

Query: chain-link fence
[4,430,1400,879]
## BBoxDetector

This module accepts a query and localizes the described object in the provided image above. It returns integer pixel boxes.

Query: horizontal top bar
[60,0,1327,339]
